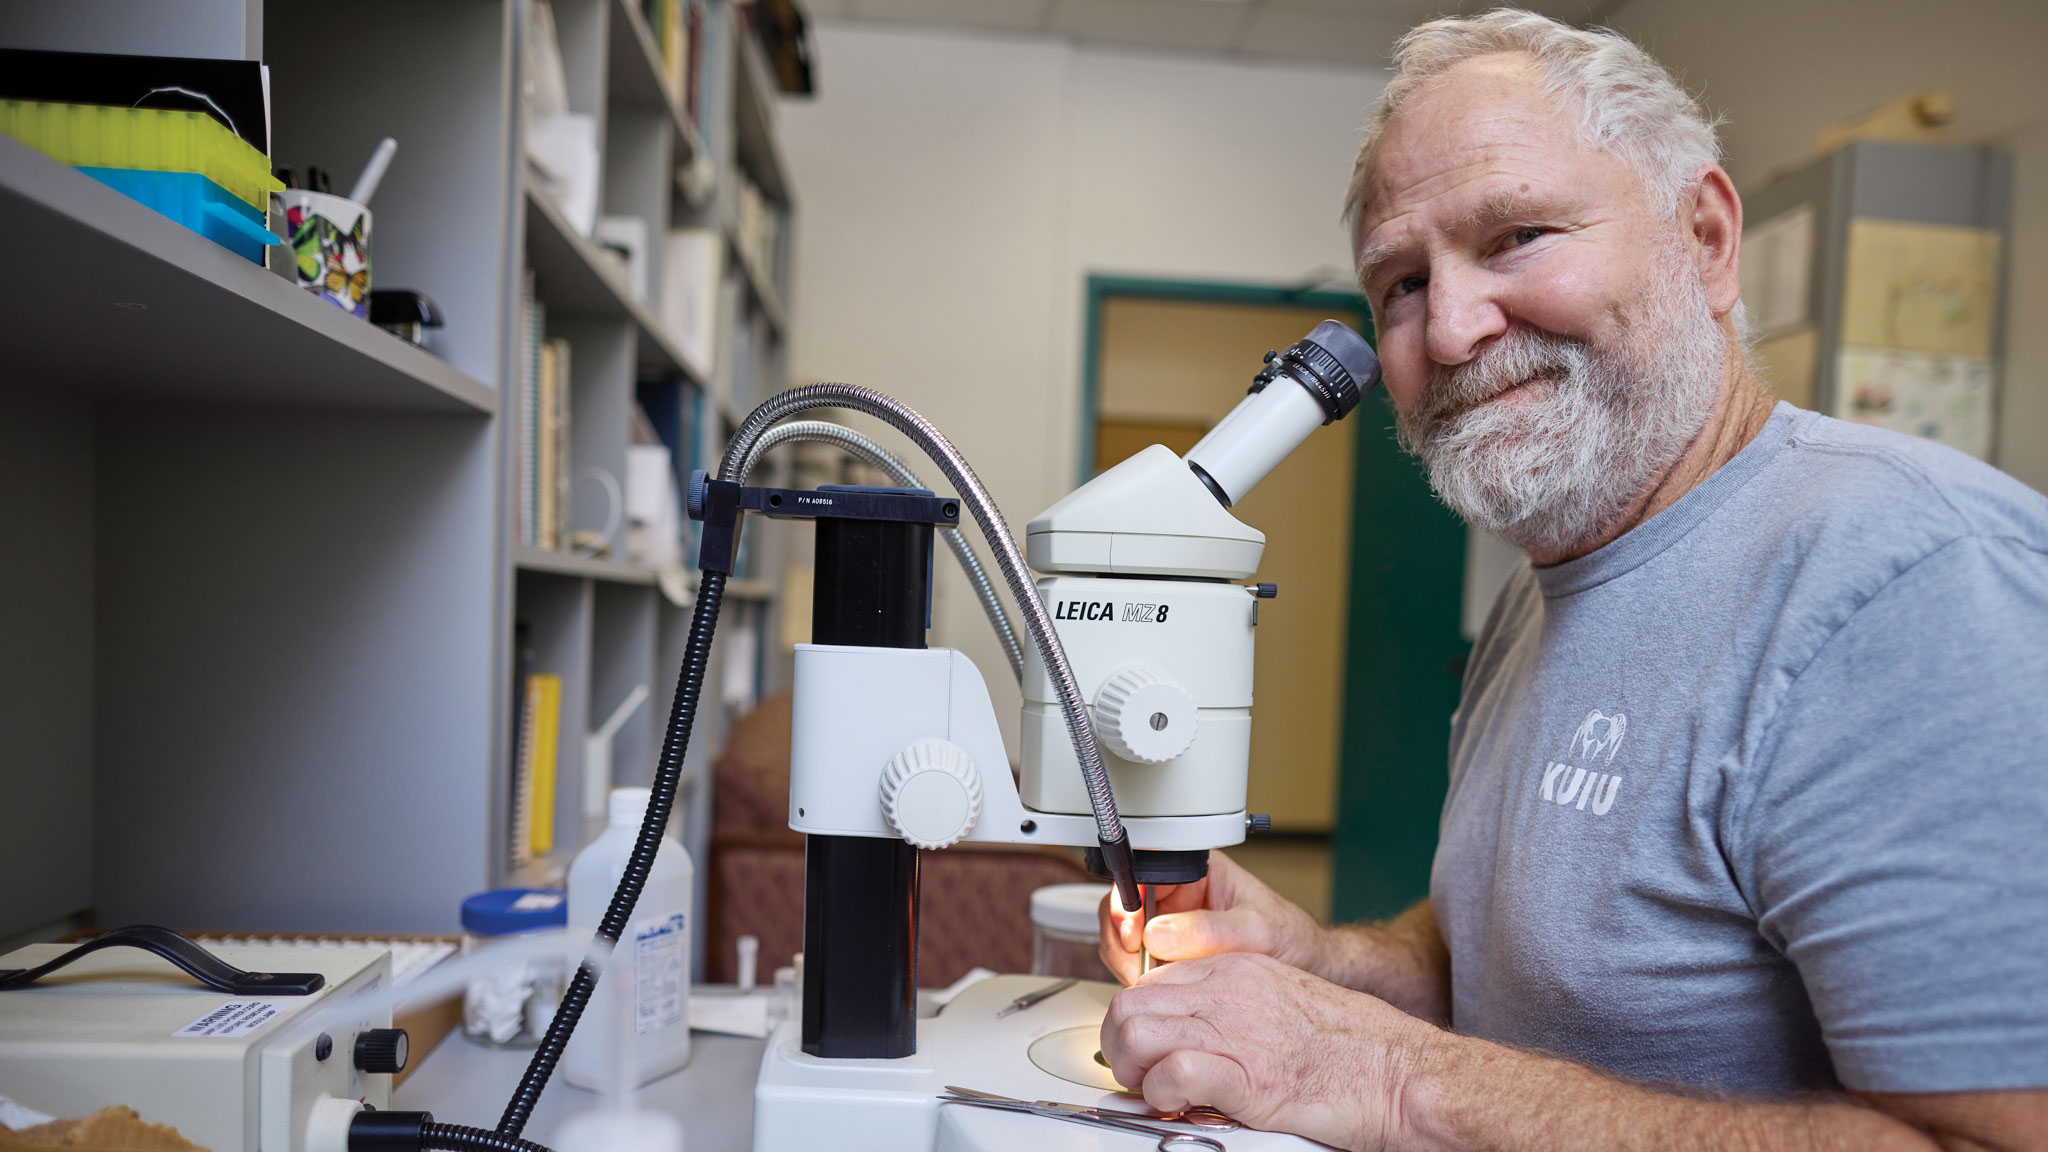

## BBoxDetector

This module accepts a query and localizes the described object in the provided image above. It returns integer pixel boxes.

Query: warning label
[173,1000,283,1039]
[633,914,688,1036]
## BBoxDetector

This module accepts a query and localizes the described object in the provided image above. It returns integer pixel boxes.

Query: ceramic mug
[283,190,372,319]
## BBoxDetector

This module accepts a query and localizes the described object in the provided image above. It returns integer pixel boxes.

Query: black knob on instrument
[353,1027,409,1074]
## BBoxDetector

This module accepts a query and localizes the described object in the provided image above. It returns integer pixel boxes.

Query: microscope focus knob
[879,739,982,849]
[1095,668,1198,764]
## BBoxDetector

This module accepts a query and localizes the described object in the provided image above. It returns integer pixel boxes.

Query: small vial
[736,935,759,993]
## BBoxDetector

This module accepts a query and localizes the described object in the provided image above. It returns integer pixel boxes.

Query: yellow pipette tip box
[1,100,283,212]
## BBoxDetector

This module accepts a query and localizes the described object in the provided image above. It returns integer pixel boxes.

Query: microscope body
[1018,444,1268,826]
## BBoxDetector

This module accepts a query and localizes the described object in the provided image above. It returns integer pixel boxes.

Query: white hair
[1343,8,1723,228]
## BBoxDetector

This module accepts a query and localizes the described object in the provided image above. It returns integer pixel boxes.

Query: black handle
[0,925,326,995]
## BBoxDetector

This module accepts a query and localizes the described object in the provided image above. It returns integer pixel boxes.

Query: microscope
[707,320,1379,1149]
[357,319,1377,1152]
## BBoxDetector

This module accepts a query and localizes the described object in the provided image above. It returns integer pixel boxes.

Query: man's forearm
[1395,1031,1952,1152]
[1320,900,1453,1025]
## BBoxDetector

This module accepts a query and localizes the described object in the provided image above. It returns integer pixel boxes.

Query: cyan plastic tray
[79,166,282,263]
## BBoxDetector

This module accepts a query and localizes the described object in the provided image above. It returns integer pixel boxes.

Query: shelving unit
[0,134,495,413]
[515,543,657,584]
[0,0,800,969]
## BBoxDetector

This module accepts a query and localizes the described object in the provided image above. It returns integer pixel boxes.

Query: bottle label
[633,913,689,1035]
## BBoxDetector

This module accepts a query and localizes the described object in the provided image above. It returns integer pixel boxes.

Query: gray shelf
[515,544,658,585]
[0,136,495,413]
[608,0,707,174]
[523,185,704,382]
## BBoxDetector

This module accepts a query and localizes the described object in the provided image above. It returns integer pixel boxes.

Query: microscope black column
[801,512,932,1058]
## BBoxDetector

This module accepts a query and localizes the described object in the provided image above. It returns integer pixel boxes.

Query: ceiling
[799,0,1612,69]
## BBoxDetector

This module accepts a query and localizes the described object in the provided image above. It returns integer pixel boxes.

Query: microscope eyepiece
[1264,319,1379,423]
[1184,319,1381,506]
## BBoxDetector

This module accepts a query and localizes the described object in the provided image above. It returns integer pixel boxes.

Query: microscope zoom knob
[1095,668,1199,764]
[879,739,982,850]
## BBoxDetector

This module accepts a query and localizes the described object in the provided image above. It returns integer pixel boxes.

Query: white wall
[779,24,1386,745]
[1606,0,2048,493]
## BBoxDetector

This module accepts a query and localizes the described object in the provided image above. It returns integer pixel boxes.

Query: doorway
[1080,276,1469,923]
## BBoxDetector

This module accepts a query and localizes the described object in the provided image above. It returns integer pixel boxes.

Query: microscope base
[752,973,1316,1151]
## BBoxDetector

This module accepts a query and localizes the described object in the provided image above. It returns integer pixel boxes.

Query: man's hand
[1102,955,2048,1152]
[1097,850,1329,986]
[1100,952,1433,1150]
[1095,852,1453,1023]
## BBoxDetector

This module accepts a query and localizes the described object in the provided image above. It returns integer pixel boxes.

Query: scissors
[940,1086,1236,1150]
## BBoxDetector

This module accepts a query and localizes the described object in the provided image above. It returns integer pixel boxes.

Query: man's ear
[1689,164,1743,317]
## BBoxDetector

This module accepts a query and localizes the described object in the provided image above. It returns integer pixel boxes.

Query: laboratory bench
[396,1031,767,1149]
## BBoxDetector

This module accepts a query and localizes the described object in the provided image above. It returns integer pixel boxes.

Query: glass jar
[1029,883,1115,982]
[460,887,568,1048]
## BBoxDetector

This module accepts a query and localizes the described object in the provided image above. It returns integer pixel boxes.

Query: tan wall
[1606,0,2048,493]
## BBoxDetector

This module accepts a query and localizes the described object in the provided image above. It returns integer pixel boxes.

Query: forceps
[940,1086,1235,1151]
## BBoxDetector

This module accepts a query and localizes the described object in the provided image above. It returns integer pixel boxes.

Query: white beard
[1396,249,1728,558]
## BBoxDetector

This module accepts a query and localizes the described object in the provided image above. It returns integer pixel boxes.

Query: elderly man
[1097,10,2048,1151]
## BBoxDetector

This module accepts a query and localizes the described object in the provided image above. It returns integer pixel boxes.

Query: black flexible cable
[493,571,728,1138]
[421,1121,553,1152]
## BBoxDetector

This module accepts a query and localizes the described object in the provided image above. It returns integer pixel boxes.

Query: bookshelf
[0,134,494,413]
[0,0,800,974]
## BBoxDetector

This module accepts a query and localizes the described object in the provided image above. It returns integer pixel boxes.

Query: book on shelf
[659,227,723,377]
[733,174,779,294]
[508,623,534,870]
[527,673,562,857]
[509,671,564,867]
[535,336,572,551]
[516,281,574,553]
[720,273,748,412]
[509,682,536,870]
[631,377,707,570]
[518,275,544,548]
[684,0,705,126]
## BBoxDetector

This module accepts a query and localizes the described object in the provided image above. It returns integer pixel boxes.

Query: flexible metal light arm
[737,420,1025,683]
[719,384,1142,910]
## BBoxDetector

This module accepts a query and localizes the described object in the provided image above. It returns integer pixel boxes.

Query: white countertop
[397,1031,769,1150]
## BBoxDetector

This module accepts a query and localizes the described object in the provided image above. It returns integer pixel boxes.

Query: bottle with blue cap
[460,886,568,1047]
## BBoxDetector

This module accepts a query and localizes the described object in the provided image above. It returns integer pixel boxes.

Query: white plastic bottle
[563,786,694,1089]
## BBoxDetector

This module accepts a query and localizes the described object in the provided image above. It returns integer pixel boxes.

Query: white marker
[348,137,398,205]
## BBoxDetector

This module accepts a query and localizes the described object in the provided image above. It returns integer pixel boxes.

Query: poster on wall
[1835,346,1994,460]
[1840,219,2001,357]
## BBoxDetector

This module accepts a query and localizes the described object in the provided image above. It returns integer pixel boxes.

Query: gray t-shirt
[1433,402,2048,1095]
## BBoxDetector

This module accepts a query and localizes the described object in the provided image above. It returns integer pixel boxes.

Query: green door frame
[1077,274,1470,923]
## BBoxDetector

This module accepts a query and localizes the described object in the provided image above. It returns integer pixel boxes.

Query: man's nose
[1424,265,1508,367]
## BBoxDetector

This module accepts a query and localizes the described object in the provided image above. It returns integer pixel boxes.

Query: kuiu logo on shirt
[1538,710,1626,816]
